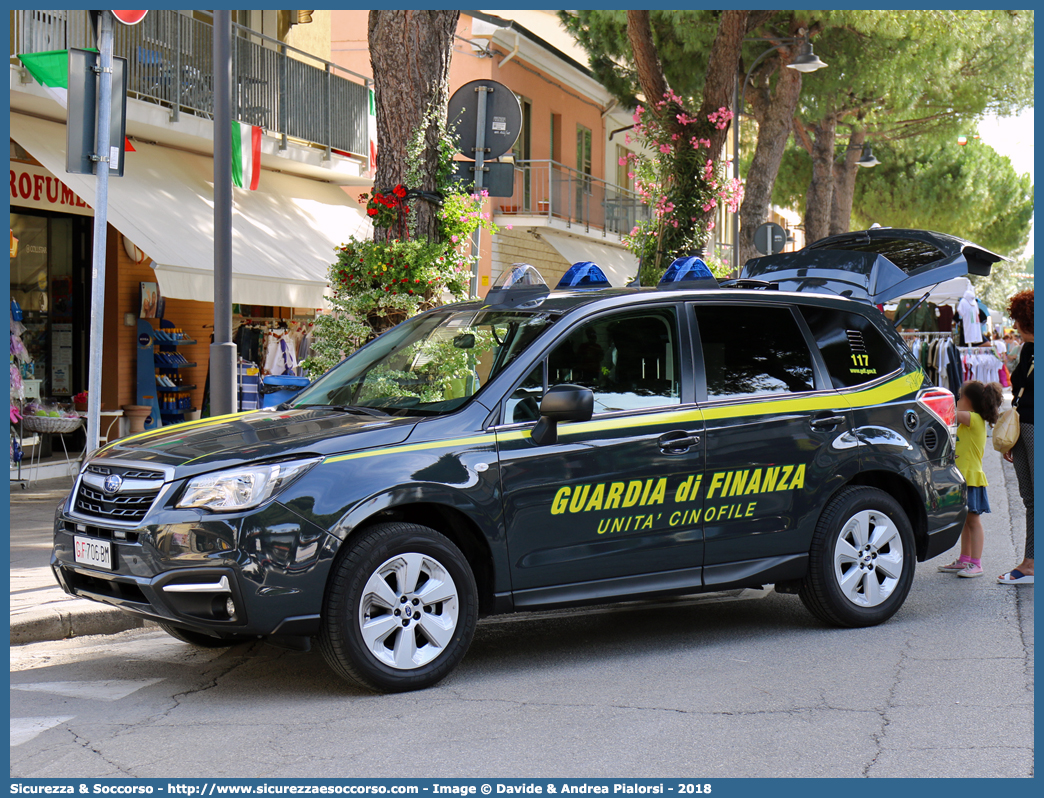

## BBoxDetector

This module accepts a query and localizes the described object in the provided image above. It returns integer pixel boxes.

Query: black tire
[158,622,253,648]
[318,522,478,693]
[799,486,915,628]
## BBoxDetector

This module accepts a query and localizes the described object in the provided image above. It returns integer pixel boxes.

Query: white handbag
[993,360,1032,453]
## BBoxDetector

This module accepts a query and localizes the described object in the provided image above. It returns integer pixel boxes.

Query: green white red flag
[18,49,136,152]
[231,121,261,190]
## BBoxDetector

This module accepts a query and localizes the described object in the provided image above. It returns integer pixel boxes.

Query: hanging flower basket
[22,415,83,434]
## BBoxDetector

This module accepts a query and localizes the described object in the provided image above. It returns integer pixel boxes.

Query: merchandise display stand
[155,319,197,425]
[136,319,163,430]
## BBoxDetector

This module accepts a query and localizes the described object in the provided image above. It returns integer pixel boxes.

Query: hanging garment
[237,361,261,410]
[264,333,298,376]
[944,341,963,392]
[957,289,983,345]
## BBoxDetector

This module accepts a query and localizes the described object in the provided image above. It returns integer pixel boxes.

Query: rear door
[690,301,857,588]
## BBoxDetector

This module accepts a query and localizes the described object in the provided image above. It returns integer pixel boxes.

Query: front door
[496,305,706,606]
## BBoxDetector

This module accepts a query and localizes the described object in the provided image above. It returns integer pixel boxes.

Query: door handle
[658,431,700,452]
[810,415,845,431]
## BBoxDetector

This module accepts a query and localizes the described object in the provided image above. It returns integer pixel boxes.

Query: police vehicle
[51,228,999,692]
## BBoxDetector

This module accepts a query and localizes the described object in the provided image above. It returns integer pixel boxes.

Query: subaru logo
[103,474,123,494]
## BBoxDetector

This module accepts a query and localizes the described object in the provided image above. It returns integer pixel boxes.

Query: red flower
[367,208,378,217]
[393,184,407,198]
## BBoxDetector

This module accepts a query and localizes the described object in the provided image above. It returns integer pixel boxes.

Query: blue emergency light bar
[555,261,612,290]
[658,256,718,289]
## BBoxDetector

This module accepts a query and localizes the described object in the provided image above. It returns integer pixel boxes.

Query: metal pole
[85,11,114,455]
[211,10,237,416]
[469,85,490,298]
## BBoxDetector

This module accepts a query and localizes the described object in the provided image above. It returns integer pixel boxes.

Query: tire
[158,622,253,648]
[318,522,478,693]
[799,486,915,628]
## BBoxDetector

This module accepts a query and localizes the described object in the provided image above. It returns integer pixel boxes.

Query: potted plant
[72,391,88,412]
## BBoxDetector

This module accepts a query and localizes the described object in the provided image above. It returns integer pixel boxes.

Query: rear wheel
[318,522,478,693]
[799,487,915,627]
[158,623,253,648]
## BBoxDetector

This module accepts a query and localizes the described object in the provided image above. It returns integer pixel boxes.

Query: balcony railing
[493,160,651,237]
[11,9,372,159]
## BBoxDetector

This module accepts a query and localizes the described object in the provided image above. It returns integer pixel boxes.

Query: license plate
[74,536,112,570]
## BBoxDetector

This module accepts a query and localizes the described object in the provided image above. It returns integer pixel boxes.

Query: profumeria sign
[10,162,93,216]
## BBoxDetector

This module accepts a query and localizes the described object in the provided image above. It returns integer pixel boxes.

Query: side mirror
[531,384,594,446]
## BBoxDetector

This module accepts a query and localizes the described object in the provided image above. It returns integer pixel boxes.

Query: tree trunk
[829,130,865,235]
[368,10,459,243]
[695,11,748,166]
[736,43,804,268]
[803,115,837,244]
[626,11,667,114]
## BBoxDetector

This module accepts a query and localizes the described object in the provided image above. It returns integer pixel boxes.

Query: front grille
[85,464,164,481]
[62,567,149,604]
[62,520,140,544]
[74,464,165,523]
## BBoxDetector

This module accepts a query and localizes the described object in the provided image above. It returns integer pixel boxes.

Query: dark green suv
[52,228,997,692]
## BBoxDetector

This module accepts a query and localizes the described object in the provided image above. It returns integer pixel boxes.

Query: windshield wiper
[295,404,389,417]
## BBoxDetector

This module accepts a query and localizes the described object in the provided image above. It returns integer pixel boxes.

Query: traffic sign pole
[85,11,114,455]
[469,86,491,297]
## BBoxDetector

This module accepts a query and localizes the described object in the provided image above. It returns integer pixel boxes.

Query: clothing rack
[900,331,952,340]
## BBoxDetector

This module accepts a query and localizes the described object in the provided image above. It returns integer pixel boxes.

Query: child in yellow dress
[938,380,1004,577]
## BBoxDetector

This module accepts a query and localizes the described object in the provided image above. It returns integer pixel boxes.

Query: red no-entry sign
[111,10,148,25]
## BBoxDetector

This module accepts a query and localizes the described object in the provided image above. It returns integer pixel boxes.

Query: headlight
[176,457,323,512]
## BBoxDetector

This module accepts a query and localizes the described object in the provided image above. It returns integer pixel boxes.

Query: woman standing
[998,289,1034,585]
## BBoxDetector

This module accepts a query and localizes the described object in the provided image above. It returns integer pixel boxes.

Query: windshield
[289,308,558,416]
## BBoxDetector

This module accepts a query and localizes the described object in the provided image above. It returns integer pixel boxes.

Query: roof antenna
[628,253,643,288]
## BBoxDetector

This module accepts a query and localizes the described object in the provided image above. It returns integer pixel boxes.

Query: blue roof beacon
[555,261,612,290]
[658,256,718,288]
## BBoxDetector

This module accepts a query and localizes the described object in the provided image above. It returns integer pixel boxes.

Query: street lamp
[856,143,880,167]
[731,34,827,271]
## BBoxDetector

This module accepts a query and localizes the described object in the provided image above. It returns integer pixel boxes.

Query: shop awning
[11,114,370,308]
[538,230,639,287]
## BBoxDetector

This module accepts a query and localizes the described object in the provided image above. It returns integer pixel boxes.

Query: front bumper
[52,495,339,638]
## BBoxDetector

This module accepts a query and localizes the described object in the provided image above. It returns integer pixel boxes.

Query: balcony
[494,160,651,239]
[10,9,371,159]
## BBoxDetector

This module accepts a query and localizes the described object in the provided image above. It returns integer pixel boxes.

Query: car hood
[741,228,1005,304]
[90,408,417,479]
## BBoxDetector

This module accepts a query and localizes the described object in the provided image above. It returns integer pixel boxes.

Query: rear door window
[800,306,902,388]
[692,305,814,400]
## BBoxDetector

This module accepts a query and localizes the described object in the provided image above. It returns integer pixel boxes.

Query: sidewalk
[8,437,1034,646]
[9,474,151,644]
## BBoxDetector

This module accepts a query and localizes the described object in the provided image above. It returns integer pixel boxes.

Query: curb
[11,602,155,646]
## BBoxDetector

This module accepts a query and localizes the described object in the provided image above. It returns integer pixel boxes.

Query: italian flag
[231,122,261,190]
[367,88,377,177]
[18,49,135,152]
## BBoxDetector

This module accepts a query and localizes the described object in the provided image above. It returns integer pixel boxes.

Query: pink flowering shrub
[621,94,743,283]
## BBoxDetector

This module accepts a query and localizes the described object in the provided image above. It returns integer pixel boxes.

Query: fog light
[225,597,236,618]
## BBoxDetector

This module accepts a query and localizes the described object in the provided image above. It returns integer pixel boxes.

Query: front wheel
[799,487,915,627]
[319,522,478,692]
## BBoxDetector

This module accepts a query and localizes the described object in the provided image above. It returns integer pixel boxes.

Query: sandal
[997,569,1034,585]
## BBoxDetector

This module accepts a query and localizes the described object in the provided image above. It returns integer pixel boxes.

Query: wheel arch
[844,470,929,559]
[327,498,499,617]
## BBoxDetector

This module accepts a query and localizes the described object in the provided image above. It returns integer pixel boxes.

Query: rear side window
[800,306,902,388]
[693,305,814,400]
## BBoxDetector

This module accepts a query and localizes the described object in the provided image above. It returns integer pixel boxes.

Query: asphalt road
[11,456,1033,779]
